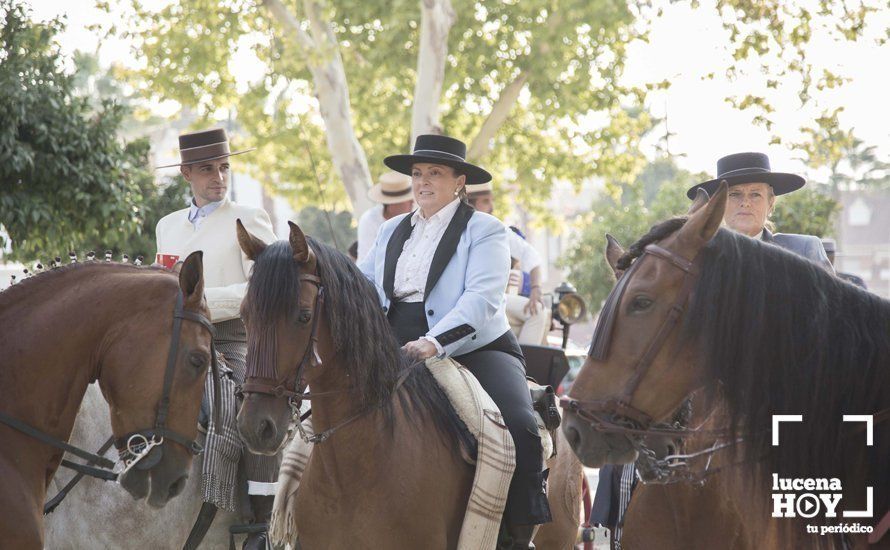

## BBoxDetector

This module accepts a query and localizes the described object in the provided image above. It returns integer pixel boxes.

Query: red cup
[156,254,180,270]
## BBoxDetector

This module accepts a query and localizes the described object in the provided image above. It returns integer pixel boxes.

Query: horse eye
[189,352,208,369]
[630,296,654,312]
[298,310,312,324]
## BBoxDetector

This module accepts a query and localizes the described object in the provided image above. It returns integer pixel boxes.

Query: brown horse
[562,184,890,549]
[234,221,581,549]
[0,252,214,549]
[618,393,754,549]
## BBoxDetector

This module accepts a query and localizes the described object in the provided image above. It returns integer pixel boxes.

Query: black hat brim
[686,172,805,199]
[384,153,492,185]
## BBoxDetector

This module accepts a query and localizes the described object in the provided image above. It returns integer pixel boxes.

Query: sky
[30,0,890,181]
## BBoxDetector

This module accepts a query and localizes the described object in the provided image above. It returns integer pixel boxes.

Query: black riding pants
[388,301,552,525]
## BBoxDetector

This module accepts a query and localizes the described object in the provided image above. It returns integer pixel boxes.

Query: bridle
[238,273,326,412]
[236,267,411,445]
[560,242,703,436]
[114,290,220,475]
[559,241,748,482]
[0,289,220,480]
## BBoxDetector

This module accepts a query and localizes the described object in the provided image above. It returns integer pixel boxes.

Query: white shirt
[507,229,541,271]
[393,198,462,303]
[188,199,224,230]
[357,204,385,263]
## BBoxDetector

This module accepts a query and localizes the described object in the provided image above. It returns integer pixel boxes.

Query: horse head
[235,220,330,455]
[562,184,727,468]
[110,252,215,507]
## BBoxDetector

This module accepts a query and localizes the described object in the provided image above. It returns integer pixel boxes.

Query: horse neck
[0,267,170,438]
[304,357,400,489]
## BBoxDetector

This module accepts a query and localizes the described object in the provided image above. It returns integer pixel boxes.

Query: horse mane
[245,238,474,452]
[0,262,170,307]
[652,225,890,542]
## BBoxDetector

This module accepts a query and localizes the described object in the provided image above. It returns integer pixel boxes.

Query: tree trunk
[263,0,374,217]
[411,0,456,145]
[466,71,529,162]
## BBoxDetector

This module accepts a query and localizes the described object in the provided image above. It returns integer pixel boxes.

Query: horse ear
[687,188,710,215]
[605,234,625,279]
[236,219,267,261]
[288,221,316,266]
[678,181,727,248]
[179,251,205,307]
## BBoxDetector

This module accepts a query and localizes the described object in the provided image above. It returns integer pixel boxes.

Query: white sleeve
[508,230,542,272]
[357,207,380,263]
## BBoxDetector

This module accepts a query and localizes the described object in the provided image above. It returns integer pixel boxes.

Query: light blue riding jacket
[358,202,511,357]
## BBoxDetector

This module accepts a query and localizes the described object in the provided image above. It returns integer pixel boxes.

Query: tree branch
[466,71,529,161]
[261,0,315,51]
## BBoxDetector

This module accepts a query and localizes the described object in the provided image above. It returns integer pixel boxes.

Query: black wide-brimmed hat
[155,128,255,169]
[686,152,805,199]
[384,134,492,185]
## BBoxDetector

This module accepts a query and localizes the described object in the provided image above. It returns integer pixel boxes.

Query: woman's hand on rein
[402,339,438,361]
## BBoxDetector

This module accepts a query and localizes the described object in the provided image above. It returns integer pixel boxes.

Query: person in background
[356,171,414,262]
[821,238,867,288]
[467,182,550,345]
[686,152,834,271]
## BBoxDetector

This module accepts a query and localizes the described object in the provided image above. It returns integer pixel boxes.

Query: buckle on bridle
[117,433,164,477]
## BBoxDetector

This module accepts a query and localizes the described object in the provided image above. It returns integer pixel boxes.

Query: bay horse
[562,184,890,548]
[0,252,216,549]
[234,220,582,549]
[619,393,753,549]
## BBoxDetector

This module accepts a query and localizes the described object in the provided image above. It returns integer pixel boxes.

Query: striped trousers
[201,319,281,511]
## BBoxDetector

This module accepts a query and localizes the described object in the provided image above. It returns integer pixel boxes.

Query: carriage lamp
[552,282,587,348]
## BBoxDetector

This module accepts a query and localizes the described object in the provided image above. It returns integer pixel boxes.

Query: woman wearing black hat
[687,152,833,271]
[359,134,551,548]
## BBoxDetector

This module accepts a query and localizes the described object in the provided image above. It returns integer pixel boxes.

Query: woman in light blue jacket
[359,134,551,548]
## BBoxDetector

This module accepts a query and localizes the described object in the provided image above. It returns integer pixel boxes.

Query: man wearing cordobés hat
[155,128,279,549]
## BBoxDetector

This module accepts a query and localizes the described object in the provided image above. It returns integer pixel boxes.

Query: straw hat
[368,171,413,205]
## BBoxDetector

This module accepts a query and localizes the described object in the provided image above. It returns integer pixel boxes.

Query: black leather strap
[0,410,115,469]
[156,292,185,431]
[44,436,117,515]
[183,502,219,550]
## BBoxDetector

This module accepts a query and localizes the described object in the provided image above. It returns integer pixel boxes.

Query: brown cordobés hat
[155,128,255,169]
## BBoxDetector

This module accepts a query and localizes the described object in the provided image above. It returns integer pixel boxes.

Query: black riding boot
[500,523,537,550]
[242,495,274,550]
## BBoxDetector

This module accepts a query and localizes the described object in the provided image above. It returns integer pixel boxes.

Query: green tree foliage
[296,206,357,250]
[0,1,158,261]
[792,108,890,195]
[770,187,838,238]
[561,158,703,308]
[110,0,653,221]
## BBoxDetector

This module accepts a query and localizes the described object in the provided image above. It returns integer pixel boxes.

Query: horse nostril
[257,418,277,442]
[168,475,188,500]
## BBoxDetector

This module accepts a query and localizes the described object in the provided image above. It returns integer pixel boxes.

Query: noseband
[115,290,221,474]
[560,243,701,433]
[238,273,325,409]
